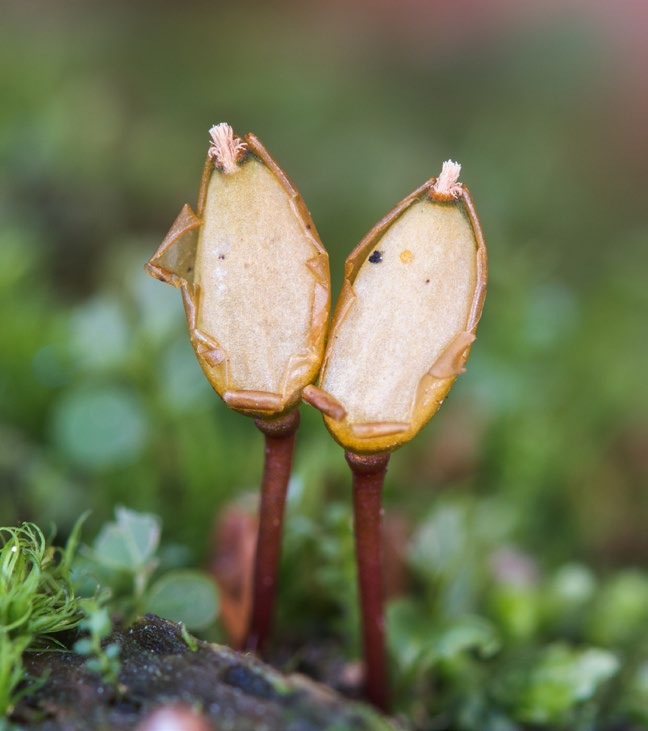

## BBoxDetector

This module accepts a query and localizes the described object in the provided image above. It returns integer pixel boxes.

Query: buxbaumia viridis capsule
[146,123,330,419]
[302,160,487,710]
[303,160,487,454]
[146,123,331,653]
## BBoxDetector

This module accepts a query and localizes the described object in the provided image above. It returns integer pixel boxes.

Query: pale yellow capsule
[146,124,330,418]
[303,162,487,454]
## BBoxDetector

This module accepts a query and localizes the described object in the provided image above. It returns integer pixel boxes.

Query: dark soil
[11,615,398,731]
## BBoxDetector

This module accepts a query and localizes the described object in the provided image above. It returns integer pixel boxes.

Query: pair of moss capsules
[146,123,487,455]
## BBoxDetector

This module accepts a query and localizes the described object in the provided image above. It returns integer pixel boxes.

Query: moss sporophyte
[302,159,486,455]
[304,160,487,709]
[146,123,331,655]
[146,127,487,711]
[146,123,330,417]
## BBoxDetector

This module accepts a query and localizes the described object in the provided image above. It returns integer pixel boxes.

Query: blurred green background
[1,0,647,621]
[2,0,648,725]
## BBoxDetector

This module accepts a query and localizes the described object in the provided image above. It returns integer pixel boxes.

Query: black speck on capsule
[368,250,383,264]
[218,254,226,260]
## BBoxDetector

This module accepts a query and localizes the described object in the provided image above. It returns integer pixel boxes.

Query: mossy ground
[12,616,395,731]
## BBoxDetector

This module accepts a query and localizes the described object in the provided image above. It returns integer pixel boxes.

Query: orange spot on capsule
[400,249,414,264]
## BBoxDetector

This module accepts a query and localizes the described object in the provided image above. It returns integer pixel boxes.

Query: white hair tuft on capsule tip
[208,123,247,174]
[433,160,462,198]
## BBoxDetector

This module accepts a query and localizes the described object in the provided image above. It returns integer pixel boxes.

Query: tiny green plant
[0,509,218,722]
[0,519,86,716]
[79,506,218,630]
[73,601,121,685]
[180,622,199,652]
[0,633,32,722]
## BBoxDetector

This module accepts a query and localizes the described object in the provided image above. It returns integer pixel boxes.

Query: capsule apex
[208,123,247,174]
[433,160,462,199]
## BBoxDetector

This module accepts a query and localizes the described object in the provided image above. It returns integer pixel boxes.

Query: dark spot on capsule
[425,278,430,284]
[187,266,193,272]
[368,250,383,264]
[218,254,226,260]
[306,224,312,230]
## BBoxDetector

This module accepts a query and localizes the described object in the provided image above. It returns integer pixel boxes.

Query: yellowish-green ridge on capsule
[303,161,487,454]
[146,123,330,418]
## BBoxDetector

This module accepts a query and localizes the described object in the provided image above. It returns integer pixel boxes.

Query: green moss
[0,520,85,716]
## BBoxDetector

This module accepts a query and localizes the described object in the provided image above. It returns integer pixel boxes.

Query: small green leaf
[388,600,500,675]
[431,615,501,662]
[60,511,90,577]
[81,606,112,638]
[387,598,432,673]
[113,507,160,569]
[180,622,198,651]
[93,507,160,574]
[104,643,120,660]
[73,638,93,655]
[92,524,133,572]
[145,570,218,630]
[489,584,541,641]
[512,644,620,725]
[587,572,648,645]
[624,662,648,723]
[85,658,102,674]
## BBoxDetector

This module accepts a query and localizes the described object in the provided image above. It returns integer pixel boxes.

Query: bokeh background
[1,1,648,720]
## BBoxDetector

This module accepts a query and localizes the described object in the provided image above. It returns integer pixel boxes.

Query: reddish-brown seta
[246,409,301,653]
[345,450,391,712]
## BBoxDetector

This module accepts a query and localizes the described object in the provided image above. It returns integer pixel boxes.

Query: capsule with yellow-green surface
[303,161,487,454]
[146,123,330,418]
